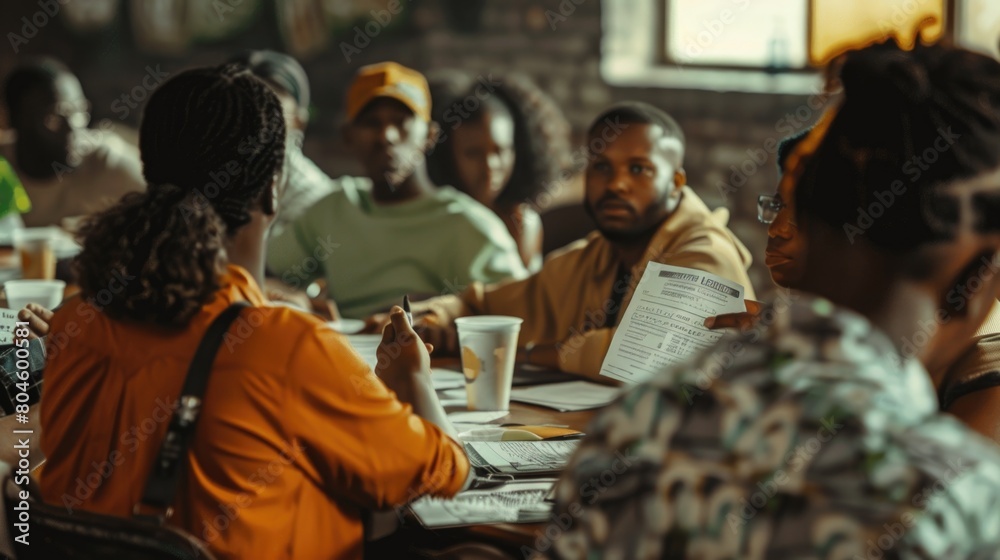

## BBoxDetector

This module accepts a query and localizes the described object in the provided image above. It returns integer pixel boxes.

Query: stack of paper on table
[410,441,578,527]
[509,381,620,411]
[408,479,556,528]
[600,262,747,385]
[465,440,579,476]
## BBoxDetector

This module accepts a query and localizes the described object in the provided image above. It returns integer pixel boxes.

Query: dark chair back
[540,203,594,256]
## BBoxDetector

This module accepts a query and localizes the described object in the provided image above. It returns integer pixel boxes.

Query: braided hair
[72,64,286,327]
[794,39,1000,252]
[429,74,572,208]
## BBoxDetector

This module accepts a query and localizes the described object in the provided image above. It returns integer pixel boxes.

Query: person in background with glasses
[757,129,810,288]
[0,57,145,228]
[702,131,810,332]
[716,125,1000,448]
[551,38,1000,558]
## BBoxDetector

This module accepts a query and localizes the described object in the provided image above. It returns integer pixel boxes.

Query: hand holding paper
[600,263,747,384]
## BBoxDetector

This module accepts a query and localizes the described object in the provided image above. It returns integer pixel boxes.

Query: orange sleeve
[282,326,469,510]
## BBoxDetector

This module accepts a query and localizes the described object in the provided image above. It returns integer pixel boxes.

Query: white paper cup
[455,316,523,411]
[5,279,65,311]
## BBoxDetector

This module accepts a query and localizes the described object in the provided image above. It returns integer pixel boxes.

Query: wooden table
[371,359,598,557]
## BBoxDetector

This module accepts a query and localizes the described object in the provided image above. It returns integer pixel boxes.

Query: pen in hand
[402,294,413,326]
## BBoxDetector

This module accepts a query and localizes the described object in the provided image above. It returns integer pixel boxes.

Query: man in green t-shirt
[266,62,527,319]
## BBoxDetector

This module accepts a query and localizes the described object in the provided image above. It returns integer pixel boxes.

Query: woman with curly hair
[429,74,572,271]
[37,64,469,559]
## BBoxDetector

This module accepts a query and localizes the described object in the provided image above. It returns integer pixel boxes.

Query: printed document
[600,263,746,384]
[465,440,579,475]
[409,479,556,528]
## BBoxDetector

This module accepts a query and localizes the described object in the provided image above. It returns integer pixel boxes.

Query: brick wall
[0,0,825,294]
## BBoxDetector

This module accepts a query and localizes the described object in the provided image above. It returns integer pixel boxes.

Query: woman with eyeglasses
[702,132,809,332]
[758,130,810,288]
[714,129,1000,447]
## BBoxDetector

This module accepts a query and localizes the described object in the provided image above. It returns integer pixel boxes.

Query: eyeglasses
[43,101,90,132]
[757,194,785,224]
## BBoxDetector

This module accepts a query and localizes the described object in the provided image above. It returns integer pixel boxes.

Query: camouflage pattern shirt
[546,297,1000,560]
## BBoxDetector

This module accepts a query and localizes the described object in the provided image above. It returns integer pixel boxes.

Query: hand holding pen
[403,294,413,326]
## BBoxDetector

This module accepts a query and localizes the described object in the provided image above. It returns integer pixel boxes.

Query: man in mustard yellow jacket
[379,102,754,379]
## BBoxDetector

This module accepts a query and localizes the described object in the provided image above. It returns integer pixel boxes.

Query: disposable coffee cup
[14,228,57,280]
[455,316,523,411]
[5,279,65,311]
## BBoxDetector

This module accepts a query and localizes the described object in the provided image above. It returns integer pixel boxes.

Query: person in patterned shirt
[545,38,1000,559]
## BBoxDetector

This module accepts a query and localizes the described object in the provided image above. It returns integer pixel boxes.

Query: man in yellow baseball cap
[267,62,527,319]
[345,61,431,123]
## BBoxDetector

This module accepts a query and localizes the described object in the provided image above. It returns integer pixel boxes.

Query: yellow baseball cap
[345,62,431,122]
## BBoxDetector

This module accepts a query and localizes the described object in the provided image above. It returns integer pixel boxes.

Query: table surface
[417,358,597,553]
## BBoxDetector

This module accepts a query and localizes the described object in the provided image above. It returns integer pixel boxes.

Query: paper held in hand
[599,263,746,384]
[0,309,20,345]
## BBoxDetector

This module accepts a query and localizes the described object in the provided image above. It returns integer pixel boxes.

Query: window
[667,0,809,69]
[664,0,948,70]
[602,0,995,93]
[958,0,1000,58]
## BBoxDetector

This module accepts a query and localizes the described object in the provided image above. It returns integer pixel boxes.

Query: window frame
[657,0,960,73]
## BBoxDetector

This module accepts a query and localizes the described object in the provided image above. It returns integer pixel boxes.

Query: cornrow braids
[73,64,286,328]
[139,63,286,231]
[794,39,1000,252]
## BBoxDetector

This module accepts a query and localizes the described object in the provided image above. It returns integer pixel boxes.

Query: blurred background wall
[3,0,992,294]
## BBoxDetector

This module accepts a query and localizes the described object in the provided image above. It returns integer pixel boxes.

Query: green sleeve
[470,237,529,284]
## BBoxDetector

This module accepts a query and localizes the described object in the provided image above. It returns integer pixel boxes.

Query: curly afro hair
[428,73,572,208]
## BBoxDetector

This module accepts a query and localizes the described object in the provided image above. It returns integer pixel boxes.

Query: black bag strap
[134,302,249,522]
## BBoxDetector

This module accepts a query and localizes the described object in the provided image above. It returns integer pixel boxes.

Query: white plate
[327,319,366,334]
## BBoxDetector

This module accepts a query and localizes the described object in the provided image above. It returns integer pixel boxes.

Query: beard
[584,191,675,245]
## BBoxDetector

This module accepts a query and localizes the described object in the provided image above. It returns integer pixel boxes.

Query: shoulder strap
[135,302,250,521]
